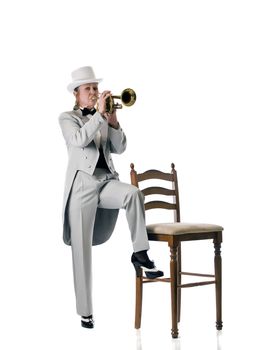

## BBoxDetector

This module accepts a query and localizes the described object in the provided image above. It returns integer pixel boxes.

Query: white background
[0,0,277,349]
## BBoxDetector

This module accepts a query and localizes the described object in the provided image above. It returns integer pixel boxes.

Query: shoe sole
[145,271,164,279]
[132,259,164,278]
[81,321,94,329]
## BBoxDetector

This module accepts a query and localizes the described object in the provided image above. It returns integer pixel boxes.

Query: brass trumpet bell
[106,88,136,113]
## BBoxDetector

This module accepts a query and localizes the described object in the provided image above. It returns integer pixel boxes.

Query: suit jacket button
[88,165,92,168]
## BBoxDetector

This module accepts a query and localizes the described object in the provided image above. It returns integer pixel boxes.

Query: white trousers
[67,169,150,316]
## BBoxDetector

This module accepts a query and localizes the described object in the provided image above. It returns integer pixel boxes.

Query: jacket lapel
[71,109,108,147]
[71,109,86,126]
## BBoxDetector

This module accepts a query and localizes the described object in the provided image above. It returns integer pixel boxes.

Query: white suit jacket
[59,109,127,246]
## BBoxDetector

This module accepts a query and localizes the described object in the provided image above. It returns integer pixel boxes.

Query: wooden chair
[130,163,223,338]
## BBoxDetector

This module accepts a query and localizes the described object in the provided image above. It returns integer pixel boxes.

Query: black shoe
[131,250,164,279]
[81,315,94,329]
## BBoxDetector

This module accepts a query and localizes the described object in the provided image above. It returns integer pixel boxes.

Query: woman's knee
[124,185,145,205]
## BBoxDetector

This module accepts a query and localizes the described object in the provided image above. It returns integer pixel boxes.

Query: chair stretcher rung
[179,280,216,288]
[180,272,215,278]
[142,277,171,283]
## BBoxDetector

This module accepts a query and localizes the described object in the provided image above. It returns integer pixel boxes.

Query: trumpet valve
[114,102,123,109]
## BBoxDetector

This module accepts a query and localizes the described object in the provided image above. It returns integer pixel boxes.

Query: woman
[59,66,163,329]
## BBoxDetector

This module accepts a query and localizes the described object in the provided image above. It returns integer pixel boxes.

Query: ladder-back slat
[137,170,174,182]
[142,187,175,196]
[145,201,177,211]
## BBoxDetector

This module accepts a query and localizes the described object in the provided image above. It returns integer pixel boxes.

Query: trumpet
[98,88,136,114]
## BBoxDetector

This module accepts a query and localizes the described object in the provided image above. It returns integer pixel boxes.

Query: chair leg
[177,244,182,323]
[170,243,179,338]
[214,239,223,330]
[135,270,143,329]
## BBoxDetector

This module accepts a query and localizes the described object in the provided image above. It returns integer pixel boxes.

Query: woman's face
[74,83,99,109]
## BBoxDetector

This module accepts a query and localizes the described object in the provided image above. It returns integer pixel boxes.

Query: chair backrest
[130,163,181,223]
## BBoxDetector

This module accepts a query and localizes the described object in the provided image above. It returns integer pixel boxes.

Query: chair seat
[147,222,224,235]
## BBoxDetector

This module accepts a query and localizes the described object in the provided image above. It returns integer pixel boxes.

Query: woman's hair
[73,86,80,110]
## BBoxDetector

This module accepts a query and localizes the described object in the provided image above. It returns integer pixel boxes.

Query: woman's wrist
[109,122,120,129]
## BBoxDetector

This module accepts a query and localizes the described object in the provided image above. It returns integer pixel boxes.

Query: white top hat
[67,66,102,92]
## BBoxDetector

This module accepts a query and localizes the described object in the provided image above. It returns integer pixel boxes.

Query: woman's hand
[98,90,119,128]
[97,90,111,115]
[105,110,119,129]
